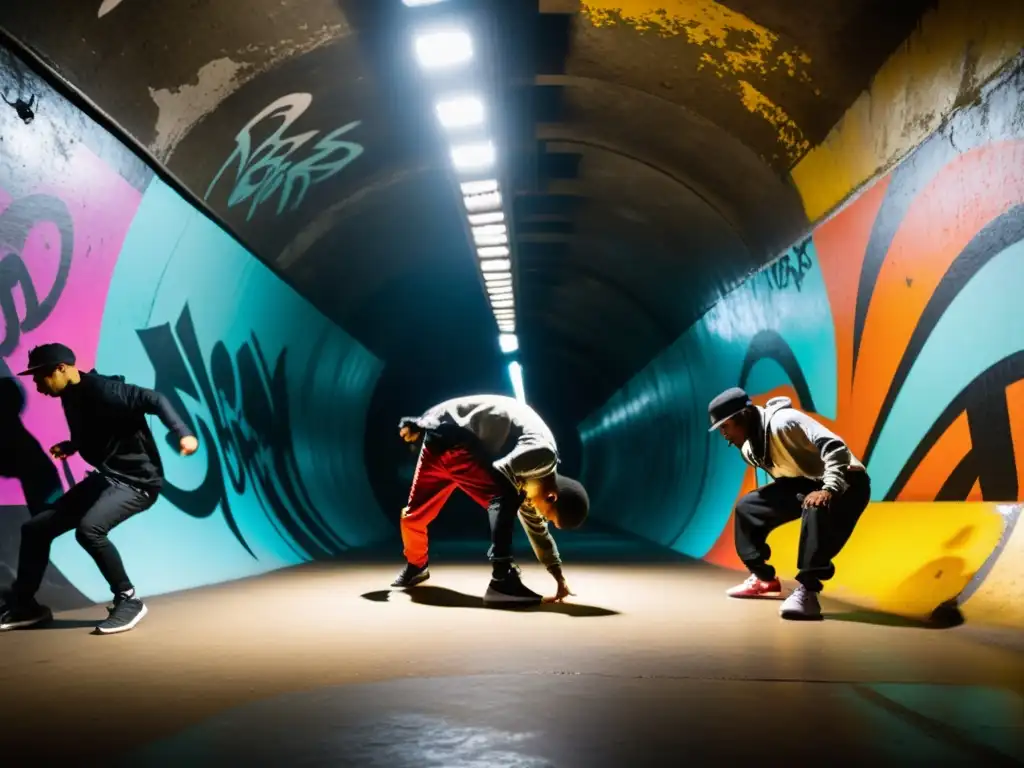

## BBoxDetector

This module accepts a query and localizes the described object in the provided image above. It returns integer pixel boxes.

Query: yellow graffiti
[581,0,813,81]
[766,502,1007,620]
[581,1,814,162]
[791,0,1024,223]
[738,80,810,160]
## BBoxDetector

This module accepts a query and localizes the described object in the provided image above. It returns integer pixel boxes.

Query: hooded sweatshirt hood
[741,396,864,494]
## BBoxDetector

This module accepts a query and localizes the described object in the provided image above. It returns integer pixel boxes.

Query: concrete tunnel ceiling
[0,0,936,431]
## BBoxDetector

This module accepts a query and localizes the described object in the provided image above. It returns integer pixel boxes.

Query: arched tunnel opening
[1,1,1023,764]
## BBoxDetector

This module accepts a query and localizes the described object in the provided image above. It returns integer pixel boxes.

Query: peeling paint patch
[147,23,349,161]
[149,58,252,162]
[581,0,814,83]
[97,0,127,18]
[737,80,809,162]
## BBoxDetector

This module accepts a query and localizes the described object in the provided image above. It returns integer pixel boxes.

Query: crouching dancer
[0,344,198,634]
[393,394,589,606]
[709,387,870,620]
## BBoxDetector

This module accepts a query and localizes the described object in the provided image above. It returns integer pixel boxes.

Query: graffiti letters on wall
[135,303,347,561]
[579,64,1024,566]
[205,93,364,221]
[1,43,387,603]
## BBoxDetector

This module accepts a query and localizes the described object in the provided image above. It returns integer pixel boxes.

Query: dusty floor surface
[1,536,1021,766]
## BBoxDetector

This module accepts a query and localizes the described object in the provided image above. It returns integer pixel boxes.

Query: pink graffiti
[0,144,142,505]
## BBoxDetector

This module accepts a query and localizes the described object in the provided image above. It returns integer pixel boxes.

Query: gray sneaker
[779,585,823,620]
[0,598,53,631]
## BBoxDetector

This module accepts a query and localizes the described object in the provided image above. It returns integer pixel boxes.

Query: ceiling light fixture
[461,179,498,195]
[468,211,504,226]
[498,334,519,354]
[451,141,495,171]
[477,246,510,258]
[435,95,485,129]
[414,29,472,69]
[463,191,502,212]
[480,259,512,272]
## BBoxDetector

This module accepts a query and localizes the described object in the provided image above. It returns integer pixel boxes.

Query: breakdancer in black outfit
[0,343,198,634]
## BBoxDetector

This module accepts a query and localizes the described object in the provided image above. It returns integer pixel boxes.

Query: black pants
[13,472,157,600]
[734,470,870,591]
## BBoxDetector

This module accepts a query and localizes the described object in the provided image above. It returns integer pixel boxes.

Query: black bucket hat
[707,386,753,432]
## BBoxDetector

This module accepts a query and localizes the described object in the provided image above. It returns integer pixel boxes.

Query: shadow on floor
[826,602,965,630]
[27,618,100,631]
[361,586,620,617]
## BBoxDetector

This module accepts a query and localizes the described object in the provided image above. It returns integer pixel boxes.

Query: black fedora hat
[707,387,753,432]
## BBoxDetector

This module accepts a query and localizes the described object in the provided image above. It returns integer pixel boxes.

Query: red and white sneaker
[726,574,783,599]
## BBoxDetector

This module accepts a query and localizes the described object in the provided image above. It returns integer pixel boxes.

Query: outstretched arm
[105,380,195,443]
[518,505,574,601]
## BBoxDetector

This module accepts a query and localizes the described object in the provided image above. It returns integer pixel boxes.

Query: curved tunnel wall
[0,43,390,607]
[579,56,1024,624]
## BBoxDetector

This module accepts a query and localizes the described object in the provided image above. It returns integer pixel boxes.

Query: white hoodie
[740,396,865,495]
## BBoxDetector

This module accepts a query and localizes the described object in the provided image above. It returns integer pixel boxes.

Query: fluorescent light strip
[468,211,504,225]
[472,224,506,236]
[403,0,446,6]
[473,234,507,247]
[480,259,511,272]
[508,361,526,403]
[464,191,502,212]
[414,29,473,69]
[478,246,509,258]
[498,333,519,353]
[435,95,485,129]
[461,179,498,195]
[451,141,495,171]
[483,271,511,282]
[491,299,515,309]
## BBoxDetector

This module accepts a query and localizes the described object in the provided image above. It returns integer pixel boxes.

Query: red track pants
[401,442,517,568]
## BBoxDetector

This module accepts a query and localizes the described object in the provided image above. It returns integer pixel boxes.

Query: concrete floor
[1,537,1022,766]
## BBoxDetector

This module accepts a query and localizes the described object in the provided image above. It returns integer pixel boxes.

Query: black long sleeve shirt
[60,370,193,491]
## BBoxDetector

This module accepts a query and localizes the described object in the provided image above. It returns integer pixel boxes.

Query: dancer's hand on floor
[179,435,199,456]
[544,579,575,603]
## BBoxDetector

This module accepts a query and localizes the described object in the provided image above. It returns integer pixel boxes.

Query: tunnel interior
[1,0,1023,623]
[2,1,1024,764]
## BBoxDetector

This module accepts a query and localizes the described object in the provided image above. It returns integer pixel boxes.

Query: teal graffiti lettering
[205,93,363,221]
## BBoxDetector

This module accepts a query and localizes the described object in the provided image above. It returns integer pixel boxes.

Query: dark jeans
[734,470,871,592]
[13,472,157,600]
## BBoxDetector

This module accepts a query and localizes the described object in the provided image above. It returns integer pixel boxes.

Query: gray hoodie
[740,396,864,495]
[414,395,561,568]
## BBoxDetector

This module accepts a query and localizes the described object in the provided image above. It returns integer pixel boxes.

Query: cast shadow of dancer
[0,373,89,611]
[0,375,65,516]
[361,586,620,618]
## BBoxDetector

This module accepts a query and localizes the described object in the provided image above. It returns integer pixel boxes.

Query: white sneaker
[779,585,822,620]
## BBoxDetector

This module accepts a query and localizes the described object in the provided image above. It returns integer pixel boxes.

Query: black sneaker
[483,568,543,606]
[391,562,430,588]
[95,593,148,635]
[0,597,53,631]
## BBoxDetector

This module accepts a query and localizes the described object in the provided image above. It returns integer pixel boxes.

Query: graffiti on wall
[0,196,74,363]
[205,93,364,222]
[579,63,1024,570]
[1,42,387,604]
[136,303,348,561]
